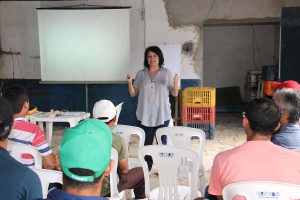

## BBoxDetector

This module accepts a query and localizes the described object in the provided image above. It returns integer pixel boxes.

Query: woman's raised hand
[127,74,133,84]
[173,73,179,87]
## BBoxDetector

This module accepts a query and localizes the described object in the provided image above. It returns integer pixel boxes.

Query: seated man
[272,80,300,91]
[207,98,300,200]
[3,85,55,169]
[0,97,42,199]
[93,99,145,199]
[271,88,300,149]
[39,119,112,199]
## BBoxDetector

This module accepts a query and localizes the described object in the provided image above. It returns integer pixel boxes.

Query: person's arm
[42,153,56,170]
[118,158,129,174]
[217,196,224,200]
[127,74,138,97]
[171,73,180,97]
[32,125,56,170]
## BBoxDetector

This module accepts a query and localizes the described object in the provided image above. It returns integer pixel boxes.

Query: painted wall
[0,0,198,80]
[2,0,298,81]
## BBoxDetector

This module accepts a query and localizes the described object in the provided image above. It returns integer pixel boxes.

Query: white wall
[0,1,41,79]
[144,0,199,79]
[0,0,145,79]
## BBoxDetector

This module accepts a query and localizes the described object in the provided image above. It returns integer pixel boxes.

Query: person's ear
[282,110,289,119]
[103,159,114,176]
[55,154,62,171]
[274,122,281,132]
[242,117,249,129]
[23,101,29,111]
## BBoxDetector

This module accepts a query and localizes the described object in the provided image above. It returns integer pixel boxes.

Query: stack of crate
[181,87,216,139]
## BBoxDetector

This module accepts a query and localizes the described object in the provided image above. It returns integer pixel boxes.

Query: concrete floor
[51,113,246,198]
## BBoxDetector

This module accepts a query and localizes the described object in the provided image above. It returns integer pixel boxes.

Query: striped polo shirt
[8,117,52,167]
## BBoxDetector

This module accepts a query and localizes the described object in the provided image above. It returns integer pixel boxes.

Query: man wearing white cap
[93,100,145,199]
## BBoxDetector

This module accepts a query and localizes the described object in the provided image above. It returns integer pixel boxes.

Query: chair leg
[199,173,206,196]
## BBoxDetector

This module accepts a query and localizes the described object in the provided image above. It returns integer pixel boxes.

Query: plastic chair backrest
[156,126,207,194]
[33,168,62,198]
[222,181,300,200]
[114,102,124,125]
[7,140,43,169]
[156,126,205,157]
[138,145,200,200]
[112,124,145,150]
[109,148,125,199]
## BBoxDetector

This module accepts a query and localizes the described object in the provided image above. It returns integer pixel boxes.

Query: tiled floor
[51,113,246,196]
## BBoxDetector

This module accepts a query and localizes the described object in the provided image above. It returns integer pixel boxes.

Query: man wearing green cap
[40,119,113,200]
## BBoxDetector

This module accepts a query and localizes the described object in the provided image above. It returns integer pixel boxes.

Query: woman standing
[127,46,179,170]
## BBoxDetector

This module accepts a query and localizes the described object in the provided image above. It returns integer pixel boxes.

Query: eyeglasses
[242,112,246,118]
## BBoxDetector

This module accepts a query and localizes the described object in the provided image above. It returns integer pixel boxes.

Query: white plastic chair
[112,124,145,168]
[114,102,124,125]
[156,126,206,194]
[109,148,126,200]
[222,181,300,200]
[33,168,62,198]
[138,145,201,200]
[7,140,43,169]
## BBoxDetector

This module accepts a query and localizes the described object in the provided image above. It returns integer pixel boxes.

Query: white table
[29,112,90,146]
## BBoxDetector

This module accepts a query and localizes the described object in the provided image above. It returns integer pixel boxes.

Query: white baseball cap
[92,100,117,122]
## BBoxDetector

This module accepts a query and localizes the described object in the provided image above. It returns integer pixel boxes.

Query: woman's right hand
[127,74,133,85]
[127,74,138,97]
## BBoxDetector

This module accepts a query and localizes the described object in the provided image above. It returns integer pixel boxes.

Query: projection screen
[37,8,130,82]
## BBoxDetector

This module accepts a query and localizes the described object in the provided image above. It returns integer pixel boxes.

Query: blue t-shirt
[271,122,300,149]
[40,189,108,200]
[0,146,42,200]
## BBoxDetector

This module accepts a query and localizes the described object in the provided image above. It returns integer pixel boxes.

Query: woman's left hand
[173,73,179,87]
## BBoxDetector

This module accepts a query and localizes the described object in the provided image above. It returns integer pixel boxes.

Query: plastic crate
[183,123,215,140]
[182,106,215,124]
[182,87,216,107]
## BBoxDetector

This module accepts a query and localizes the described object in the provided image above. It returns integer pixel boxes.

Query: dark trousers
[117,167,145,199]
[137,120,169,171]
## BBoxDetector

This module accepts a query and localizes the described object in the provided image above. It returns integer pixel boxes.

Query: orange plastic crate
[181,106,216,124]
[182,87,216,107]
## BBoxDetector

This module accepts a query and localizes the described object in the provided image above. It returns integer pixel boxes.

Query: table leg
[37,122,44,132]
[45,122,53,147]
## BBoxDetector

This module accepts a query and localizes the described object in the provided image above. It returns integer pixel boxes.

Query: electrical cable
[251,24,263,69]
[16,55,23,79]
[204,0,216,21]
[10,50,14,79]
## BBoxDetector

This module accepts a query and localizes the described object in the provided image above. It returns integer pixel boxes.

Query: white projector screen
[37,8,130,82]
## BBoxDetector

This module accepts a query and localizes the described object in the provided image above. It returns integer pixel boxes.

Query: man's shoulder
[1,153,40,182]
[112,133,125,144]
[215,143,244,160]
[14,120,42,132]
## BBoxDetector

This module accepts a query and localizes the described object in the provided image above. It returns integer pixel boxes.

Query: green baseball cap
[59,119,112,182]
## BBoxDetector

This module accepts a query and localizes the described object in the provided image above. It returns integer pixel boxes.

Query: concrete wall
[165,0,300,82]
[203,23,280,97]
